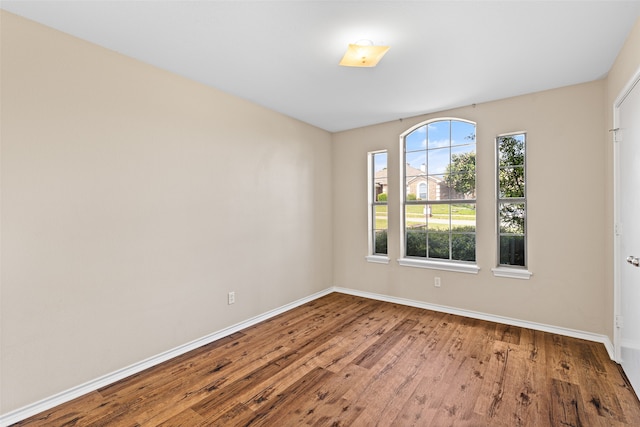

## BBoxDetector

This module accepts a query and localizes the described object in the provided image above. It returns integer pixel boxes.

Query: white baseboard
[1,285,615,426]
[333,287,616,360]
[0,288,334,427]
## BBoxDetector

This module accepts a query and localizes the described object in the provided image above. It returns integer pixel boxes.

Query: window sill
[365,255,390,264]
[397,258,480,274]
[491,267,532,280]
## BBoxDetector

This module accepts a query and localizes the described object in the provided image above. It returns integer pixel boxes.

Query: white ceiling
[3,1,640,132]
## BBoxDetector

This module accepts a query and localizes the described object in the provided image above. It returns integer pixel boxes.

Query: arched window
[400,118,477,267]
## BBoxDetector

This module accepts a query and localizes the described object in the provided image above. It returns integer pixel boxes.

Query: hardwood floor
[12,293,640,426]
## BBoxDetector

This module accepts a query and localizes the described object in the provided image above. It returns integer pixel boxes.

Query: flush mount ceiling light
[339,40,390,67]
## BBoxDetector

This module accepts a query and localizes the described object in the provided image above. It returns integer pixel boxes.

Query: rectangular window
[496,133,527,268]
[368,151,388,261]
[400,119,477,272]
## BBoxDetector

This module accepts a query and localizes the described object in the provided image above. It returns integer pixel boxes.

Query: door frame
[613,65,640,362]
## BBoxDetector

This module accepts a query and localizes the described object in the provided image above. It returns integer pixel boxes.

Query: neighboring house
[374,164,463,202]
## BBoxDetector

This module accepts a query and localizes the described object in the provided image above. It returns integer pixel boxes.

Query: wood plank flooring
[11,293,640,426]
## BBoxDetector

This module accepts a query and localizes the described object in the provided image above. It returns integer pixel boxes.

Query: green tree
[445,152,475,197]
[498,136,525,198]
[445,132,476,197]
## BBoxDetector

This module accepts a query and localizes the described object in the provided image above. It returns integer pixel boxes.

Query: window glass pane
[406,126,427,152]
[374,205,388,230]
[498,135,525,167]
[446,173,474,200]
[451,121,476,146]
[406,176,426,201]
[428,121,451,149]
[374,230,388,255]
[428,204,449,232]
[499,235,525,266]
[406,230,427,257]
[406,151,426,174]
[375,186,388,202]
[429,174,452,200]
[428,232,449,259]
[499,166,524,198]
[451,144,475,158]
[373,152,388,201]
[499,202,525,234]
[429,203,449,222]
[406,205,426,230]
[451,203,476,232]
[452,233,476,262]
[373,151,387,171]
[427,147,449,174]
[374,177,388,201]
[448,145,475,199]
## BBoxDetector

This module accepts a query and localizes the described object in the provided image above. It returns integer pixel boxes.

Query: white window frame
[491,131,532,279]
[398,118,479,274]
[366,150,390,264]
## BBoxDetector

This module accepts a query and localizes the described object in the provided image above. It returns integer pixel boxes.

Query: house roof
[3,1,639,132]
[376,165,443,186]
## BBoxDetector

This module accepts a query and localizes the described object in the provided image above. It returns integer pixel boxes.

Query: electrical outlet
[434,277,441,288]
[228,291,235,305]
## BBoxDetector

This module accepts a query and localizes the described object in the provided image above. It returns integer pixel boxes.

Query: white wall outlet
[434,277,441,287]
[228,291,235,305]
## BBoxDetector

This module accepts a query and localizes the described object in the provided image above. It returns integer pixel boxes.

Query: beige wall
[0,11,332,413]
[333,80,608,334]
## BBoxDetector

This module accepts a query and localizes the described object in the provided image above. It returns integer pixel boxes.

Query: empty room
[2,1,640,426]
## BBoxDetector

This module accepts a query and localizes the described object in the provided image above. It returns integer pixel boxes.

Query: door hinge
[610,127,621,143]
[616,315,624,328]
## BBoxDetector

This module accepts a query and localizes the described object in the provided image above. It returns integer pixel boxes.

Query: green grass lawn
[375,203,475,230]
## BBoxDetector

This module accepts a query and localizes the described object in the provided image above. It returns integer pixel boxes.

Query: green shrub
[428,233,450,259]
[405,225,476,261]
[374,230,388,254]
[452,233,476,261]
[499,235,524,266]
[377,193,387,202]
[406,229,426,257]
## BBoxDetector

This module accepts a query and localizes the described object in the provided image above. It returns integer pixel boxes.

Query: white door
[616,70,640,395]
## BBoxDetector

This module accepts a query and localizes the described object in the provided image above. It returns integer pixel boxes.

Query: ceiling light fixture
[339,40,390,67]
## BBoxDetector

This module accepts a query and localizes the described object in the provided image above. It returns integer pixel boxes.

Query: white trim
[333,287,615,360]
[365,255,390,264]
[0,288,334,427]
[398,257,480,274]
[497,130,527,138]
[491,267,532,280]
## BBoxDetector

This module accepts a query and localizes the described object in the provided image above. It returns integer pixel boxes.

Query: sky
[405,120,476,176]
